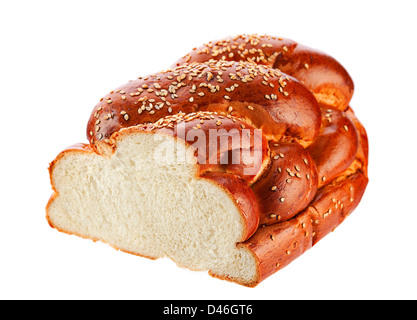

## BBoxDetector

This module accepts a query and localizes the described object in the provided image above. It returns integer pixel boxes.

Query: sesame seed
[279,197,285,203]
[304,63,309,69]
[271,186,277,191]
[344,125,349,131]
[224,95,231,100]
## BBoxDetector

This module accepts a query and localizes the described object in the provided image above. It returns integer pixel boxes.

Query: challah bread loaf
[47,34,368,287]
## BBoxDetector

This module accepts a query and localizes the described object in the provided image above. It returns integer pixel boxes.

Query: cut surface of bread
[47,129,260,286]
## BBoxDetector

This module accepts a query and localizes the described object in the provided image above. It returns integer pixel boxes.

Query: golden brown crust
[345,107,369,178]
[86,59,321,148]
[307,106,359,188]
[241,209,314,285]
[252,141,318,225]
[173,34,354,110]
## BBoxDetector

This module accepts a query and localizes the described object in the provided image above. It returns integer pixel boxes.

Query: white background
[1,0,416,300]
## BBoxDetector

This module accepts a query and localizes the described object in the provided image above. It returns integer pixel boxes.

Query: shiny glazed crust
[173,34,354,110]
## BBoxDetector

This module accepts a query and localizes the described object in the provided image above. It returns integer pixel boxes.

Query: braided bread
[47,34,368,287]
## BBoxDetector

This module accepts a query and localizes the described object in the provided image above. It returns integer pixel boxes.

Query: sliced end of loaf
[47,130,260,286]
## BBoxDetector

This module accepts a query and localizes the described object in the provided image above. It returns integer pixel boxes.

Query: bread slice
[47,112,265,286]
